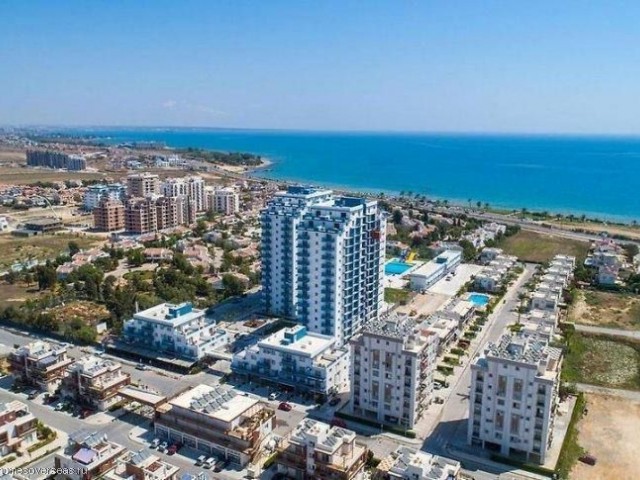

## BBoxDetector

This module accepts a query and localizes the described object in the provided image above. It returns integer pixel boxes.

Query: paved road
[573,323,640,340]
[576,383,640,401]
[421,264,542,480]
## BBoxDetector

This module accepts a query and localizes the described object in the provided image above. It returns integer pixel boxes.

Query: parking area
[428,263,483,296]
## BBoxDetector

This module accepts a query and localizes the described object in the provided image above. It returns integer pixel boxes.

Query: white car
[195,455,206,466]
[151,438,160,448]
[203,457,216,469]
[268,392,278,400]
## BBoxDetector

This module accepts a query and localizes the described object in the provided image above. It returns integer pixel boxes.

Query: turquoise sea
[66,128,640,221]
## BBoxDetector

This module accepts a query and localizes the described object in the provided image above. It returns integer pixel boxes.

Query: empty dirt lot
[571,394,640,480]
[570,290,640,330]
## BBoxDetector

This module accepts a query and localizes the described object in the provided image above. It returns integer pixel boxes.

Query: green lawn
[384,287,411,305]
[497,230,589,263]
[562,332,640,391]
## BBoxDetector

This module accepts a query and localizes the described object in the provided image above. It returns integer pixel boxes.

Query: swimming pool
[385,260,413,275]
[468,293,490,307]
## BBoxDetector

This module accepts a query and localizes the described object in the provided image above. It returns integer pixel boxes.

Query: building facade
[26,150,87,171]
[124,197,157,234]
[206,187,240,215]
[123,302,227,361]
[231,325,350,398]
[468,333,562,464]
[408,250,462,291]
[0,401,39,458]
[154,385,275,467]
[261,186,386,345]
[93,198,125,232]
[8,341,74,393]
[83,184,126,211]
[127,173,160,198]
[162,176,206,212]
[61,356,131,411]
[276,419,367,480]
[55,431,126,480]
[349,315,438,430]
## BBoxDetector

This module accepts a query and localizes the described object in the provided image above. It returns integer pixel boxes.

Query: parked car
[268,392,278,400]
[329,397,341,406]
[203,457,216,469]
[151,438,160,448]
[135,363,148,371]
[27,391,38,400]
[54,402,65,411]
[579,454,597,466]
[278,402,292,412]
[158,441,168,452]
[195,455,206,466]
[167,445,177,455]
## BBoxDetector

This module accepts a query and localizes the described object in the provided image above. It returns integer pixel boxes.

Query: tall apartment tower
[261,186,386,345]
[127,173,160,198]
[124,197,157,234]
[349,314,438,430]
[468,333,562,464]
[93,198,125,232]
[162,176,206,211]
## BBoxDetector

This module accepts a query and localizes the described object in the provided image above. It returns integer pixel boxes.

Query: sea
[64,128,640,222]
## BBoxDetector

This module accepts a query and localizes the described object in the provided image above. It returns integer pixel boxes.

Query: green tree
[458,239,477,262]
[222,274,245,297]
[392,209,403,224]
[36,263,57,291]
[68,241,81,257]
[126,249,145,267]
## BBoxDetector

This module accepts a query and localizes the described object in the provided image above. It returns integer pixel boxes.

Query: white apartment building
[408,250,462,291]
[162,176,206,212]
[205,186,240,215]
[0,401,39,458]
[480,247,504,264]
[349,315,438,430]
[374,446,461,480]
[123,302,228,361]
[231,325,349,398]
[276,419,367,480]
[468,333,562,464]
[83,183,126,211]
[261,186,386,346]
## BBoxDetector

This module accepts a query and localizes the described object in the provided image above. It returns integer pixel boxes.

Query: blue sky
[2,0,640,133]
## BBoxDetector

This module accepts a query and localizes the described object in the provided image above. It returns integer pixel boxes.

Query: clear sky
[2,0,640,133]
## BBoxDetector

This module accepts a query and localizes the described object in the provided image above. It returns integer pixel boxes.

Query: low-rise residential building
[374,446,461,480]
[276,419,367,480]
[530,291,559,312]
[103,450,180,480]
[418,316,459,354]
[123,302,227,361]
[143,248,174,262]
[61,356,130,411]
[0,401,39,457]
[349,315,438,430]
[154,384,275,467]
[55,431,126,480]
[232,325,350,398]
[408,250,461,291]
[473,270,503,293]
[480,247,504,264]
[596,265,619,285]
[8,341,74,393]
[468,333,562,464]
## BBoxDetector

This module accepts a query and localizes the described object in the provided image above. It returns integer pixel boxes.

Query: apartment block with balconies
[61,356,130,411]
[55,430,126,480]
[468,333,562,464]
[276,419,367,480]
[349,314,438,431]
[154,384,275,467]
[8,341,74,393]
[0,401,39,458]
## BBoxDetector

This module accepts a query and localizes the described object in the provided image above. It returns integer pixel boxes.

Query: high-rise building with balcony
[162,176,205,212]
[61,356,131,411]
[8,341,74,393]
[468,333,562,464]
[83,183,126,211]
[127,173,160,198]
[93,198,125,232]
[261,186,386,345]
[124,197,157,234]
[205,186,240,215]
[348,314,438,430]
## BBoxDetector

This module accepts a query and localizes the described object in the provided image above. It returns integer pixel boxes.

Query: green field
[498,230,589,263]
[0,232,101,269]
[384,287,411,305]
[562,332,640,391]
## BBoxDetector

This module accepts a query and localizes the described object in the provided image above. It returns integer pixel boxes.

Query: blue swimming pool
[385,260,413,275]
[468,293,490,307]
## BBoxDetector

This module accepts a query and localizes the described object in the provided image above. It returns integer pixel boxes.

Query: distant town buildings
[0,400,39,458]
[231,324,350,399]
[154,384,275,467]
[349,314,438,430]
[468,333,562,464]
[374,446,461,480]
[122,302,227,361]
[27,149,86,171]
[83,183,126,211]
[261,186,386,346]
[126,173,160,198]
[276,419,368,480]
[61,356,131,411]
[408,250,462,291]
[93,197,125,232]
[9,341,74,393]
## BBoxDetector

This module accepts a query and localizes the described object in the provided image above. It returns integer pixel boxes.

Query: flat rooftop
[258,325,334,358]
[169,384,258,422]
[132,302,204,327]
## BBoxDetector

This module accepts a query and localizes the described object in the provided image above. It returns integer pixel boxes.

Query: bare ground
[571,394,640,480]
[569,290,640,330]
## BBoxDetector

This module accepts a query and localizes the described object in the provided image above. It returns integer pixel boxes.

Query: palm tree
[484,202,489,211]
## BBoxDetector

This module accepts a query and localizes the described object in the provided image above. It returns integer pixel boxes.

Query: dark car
[579,454,597,466]
[329,397,341,407]
[278,402,292,412]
